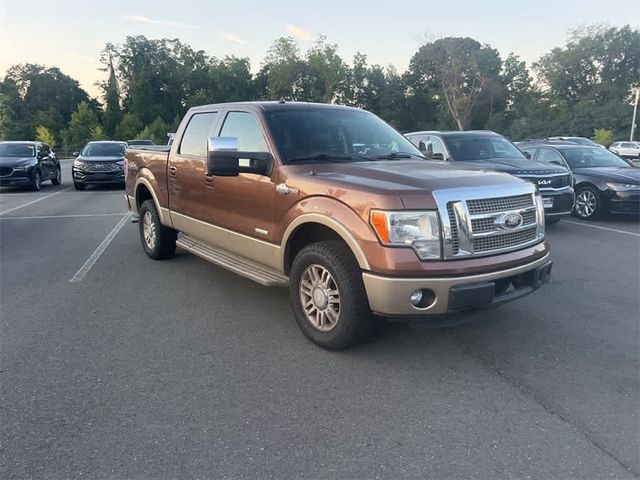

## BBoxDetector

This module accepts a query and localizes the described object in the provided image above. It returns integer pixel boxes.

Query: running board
[176,234,288,287]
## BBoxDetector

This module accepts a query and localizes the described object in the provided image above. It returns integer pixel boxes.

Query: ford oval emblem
[497,212,524,230]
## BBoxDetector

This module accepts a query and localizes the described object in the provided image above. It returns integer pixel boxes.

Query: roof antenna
[278,97,286,104]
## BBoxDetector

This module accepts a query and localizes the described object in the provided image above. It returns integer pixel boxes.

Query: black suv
[405,131,574,224]
[72,141,127,190]
[0,141,61,191]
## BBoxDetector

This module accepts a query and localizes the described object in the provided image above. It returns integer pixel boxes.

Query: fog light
[410,290,423,306]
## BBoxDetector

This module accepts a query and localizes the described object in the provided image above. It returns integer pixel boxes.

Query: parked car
[0,141,61,191]
[125,102,552,350]
[72,141,127,190]
[609,141,640,159]
[548,136,605,148]
[519,143,640,219]
[405,131,574,224]
[127,139,155,146]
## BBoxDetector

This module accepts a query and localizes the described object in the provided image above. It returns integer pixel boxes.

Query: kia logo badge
[538,179,552,186]
[497,212,524,230]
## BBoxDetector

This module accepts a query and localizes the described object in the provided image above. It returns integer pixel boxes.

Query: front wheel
[138,199,177,260]
[51,167,61,185]
[73,181,85,190]
[289,241,371,350]
[30,170,41,191]
[574,186,603,220]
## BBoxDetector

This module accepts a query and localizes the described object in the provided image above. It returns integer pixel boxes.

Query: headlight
[13,165,30,171]
[115,160,124,170]
[73,160,86,170]
[370,210,441,260]
[606,183,640,191]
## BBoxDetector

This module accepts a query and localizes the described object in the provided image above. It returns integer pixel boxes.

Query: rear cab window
[179,112,220,157]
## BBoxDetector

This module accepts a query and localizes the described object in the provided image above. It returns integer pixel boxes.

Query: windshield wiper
[370,151,424,160]
[287,153,374,164]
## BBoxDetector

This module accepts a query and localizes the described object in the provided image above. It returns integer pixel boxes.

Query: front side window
[220,112,268,152]
[265,108,421,164]
[179,112,220,157]
[537,148,564,165]
[429,137,448,159]
[443,135,526,161]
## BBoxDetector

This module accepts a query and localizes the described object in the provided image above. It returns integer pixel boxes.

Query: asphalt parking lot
[1,159,639,479]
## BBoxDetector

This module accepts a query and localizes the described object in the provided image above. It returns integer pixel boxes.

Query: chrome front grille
[433,184,544,260]
[84,162,118,172]
[473,228,538,253]
[467,194,532,214]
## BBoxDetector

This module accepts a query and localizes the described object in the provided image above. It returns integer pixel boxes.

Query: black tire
[73,181,86,190]
[545,218,561,225]
[51,166,61,185]
[289,240,371,350]
[30,170,42,191]
[138,199,177,260]
[574,185,603,220]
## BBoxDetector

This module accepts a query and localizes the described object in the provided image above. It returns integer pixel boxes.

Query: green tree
[2,64,94,140]
[35,125,56,147]
[592,128,614,146]
[137,116,170,144]
[90,125,107,141]
[409,37,503,130]
[114,112,143,140]
[302,36,347,103]
[66,101,99,147]
[99,44,122,137]
[260,37,305,100]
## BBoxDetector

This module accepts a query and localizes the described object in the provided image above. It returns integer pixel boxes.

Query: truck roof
[189,101,364,113]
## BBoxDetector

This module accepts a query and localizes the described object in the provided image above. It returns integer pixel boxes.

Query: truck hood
[285,159,528,209]
[0,156,36,168]
[454,157,567,175]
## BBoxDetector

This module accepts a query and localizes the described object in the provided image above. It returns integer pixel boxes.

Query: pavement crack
[449,331,639,478]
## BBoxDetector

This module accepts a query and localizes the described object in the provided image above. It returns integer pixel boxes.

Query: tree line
[0,24,638,150]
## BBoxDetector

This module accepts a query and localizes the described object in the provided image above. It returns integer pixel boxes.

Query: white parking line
[0,213,125,220]
[0,187,72,215]
[563,220,640,237]
[69,213,132,283]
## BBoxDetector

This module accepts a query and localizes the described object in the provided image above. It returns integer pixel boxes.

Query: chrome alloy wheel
[142,211,157,249]
[575,190,597,218]
[299,264,340,331]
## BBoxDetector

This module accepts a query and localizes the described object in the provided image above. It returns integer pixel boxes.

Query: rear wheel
[51,166,61,185]
[139,199,177,260]
[574,186,603,220]
[289,241,371,350]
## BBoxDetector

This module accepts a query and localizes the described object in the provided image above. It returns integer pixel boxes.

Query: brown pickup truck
[125,101,552,350]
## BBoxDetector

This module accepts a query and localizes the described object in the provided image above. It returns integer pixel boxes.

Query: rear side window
[220,112,267,152]
[179,112,220,157]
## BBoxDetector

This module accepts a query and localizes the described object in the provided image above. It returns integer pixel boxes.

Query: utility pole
[631,87,640,142]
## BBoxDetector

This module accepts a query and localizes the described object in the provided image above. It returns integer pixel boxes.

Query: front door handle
[168,166,177,177]
[205,177,215,188]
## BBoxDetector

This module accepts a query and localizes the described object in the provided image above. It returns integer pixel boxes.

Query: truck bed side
[125,148,170,212]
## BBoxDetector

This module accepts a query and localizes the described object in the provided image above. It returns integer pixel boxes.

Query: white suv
[609,141,640,159]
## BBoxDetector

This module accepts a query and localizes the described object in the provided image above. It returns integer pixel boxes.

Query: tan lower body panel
[170,211,283,273]
[362,253,551,316]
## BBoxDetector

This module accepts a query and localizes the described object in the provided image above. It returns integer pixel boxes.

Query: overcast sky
[1,0,638,98]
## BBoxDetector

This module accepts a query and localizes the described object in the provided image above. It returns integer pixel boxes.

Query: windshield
[561,147,631,168]
[0,143,35,157]
[81,142,126,157]
[265,108,421,164]
[443,135,526,161]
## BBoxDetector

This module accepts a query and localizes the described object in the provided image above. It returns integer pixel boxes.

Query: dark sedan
[0,141,61,191]
[72,141,127,190]
[520,144,640,220]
